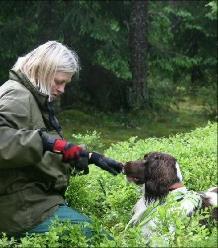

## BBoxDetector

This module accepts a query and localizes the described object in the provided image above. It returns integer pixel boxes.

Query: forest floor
[59,96,212,150]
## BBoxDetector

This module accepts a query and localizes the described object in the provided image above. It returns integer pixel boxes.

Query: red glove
[52,139,83,162]
[38,130,88,163]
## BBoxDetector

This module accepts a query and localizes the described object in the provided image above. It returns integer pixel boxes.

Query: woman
[0,41,122,236]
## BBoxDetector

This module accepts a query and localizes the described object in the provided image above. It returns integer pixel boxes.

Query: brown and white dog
[123,152,217,235]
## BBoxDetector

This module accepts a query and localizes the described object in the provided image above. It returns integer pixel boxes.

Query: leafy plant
[1,123,217,247]
[72,130,103,151]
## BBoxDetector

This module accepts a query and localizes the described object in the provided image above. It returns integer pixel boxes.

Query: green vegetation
[0,0,217,246]
[1,122,216,247]
[59,95,210,150]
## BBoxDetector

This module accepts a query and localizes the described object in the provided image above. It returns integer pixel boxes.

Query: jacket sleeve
[0,86,43,169]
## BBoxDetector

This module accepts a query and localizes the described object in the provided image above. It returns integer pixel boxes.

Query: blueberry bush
[0,122,217,247]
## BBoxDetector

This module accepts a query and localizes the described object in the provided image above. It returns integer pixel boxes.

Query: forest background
[0,1,217,247]
[0,1,217,131]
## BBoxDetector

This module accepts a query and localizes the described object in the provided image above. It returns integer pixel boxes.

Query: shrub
[72,130,103,151]
[106,122,217,190]
[1,122,217,247]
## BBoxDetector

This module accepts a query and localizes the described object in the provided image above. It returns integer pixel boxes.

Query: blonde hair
[13,41,80,95]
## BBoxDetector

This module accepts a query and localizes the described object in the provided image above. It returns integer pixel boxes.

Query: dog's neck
[168,182,184,191]
[143,182,185,203]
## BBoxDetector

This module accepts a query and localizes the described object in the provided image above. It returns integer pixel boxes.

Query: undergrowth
[0,122,217,247]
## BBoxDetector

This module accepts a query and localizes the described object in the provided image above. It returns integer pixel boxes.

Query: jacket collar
[9,69,49,110]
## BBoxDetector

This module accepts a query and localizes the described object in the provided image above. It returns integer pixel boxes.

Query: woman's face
[50,71,72,100]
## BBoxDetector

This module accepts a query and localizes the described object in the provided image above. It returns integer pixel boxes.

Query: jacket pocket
[35,151,72,192]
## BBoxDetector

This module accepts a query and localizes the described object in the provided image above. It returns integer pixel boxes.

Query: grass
[58,96,211,150]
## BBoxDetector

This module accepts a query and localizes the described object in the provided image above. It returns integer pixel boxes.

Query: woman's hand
[88,152,123,175]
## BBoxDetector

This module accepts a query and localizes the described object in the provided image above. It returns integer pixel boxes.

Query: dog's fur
[124,152,217,232]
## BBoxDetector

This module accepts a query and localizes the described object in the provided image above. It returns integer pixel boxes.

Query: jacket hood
[9,69,49,110]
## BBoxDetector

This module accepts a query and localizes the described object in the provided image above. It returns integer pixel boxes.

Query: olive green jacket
[0,70,72,235]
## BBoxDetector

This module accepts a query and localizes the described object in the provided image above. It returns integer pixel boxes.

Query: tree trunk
[128,0,149,109]
[38,0,56,41]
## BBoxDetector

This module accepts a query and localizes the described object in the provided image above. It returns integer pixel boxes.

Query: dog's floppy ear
[145,180,169,200]
[143,152,181,200]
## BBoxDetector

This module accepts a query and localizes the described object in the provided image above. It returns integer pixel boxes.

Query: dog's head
[123,152,183,200]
